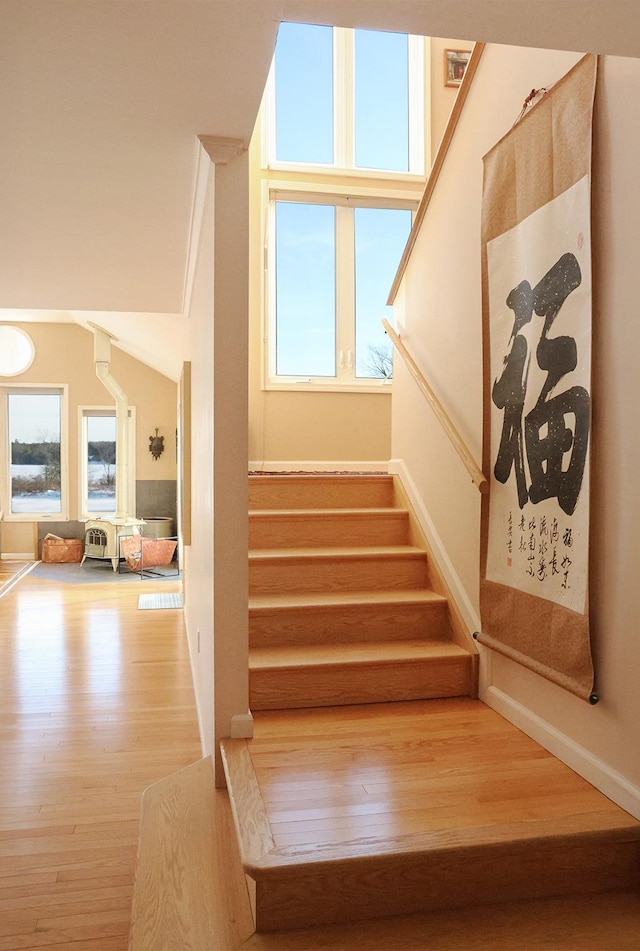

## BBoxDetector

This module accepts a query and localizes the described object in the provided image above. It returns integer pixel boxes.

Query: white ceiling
[1,0,639,379]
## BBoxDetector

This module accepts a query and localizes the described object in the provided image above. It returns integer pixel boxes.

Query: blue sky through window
[275,202,336,376]
[275,23,333,164]
[355,30,409,172]
[270,23,417,381]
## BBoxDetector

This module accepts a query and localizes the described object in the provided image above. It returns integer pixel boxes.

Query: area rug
[138,592,183,610]
[30,560,180,584]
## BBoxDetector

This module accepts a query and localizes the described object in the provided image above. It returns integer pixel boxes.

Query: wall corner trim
[482,685,640,822]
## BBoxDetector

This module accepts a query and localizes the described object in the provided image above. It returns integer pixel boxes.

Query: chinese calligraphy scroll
[478,54,598,701]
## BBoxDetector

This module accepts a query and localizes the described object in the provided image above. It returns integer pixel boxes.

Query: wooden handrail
[387,41,485,305]
[383,319,488,494]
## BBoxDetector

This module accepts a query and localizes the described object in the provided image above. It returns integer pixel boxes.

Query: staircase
[247,473,475,710]
[220,473,640,934]
[130,473,640,948]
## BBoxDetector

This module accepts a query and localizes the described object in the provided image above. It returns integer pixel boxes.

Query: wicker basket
[42,536,84,564]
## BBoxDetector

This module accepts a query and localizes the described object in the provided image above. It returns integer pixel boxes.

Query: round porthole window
[0,326,35,376]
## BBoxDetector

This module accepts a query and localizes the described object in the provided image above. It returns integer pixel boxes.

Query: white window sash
[0,384,69,521]
[264,26,428,177]
[78,405,136,520]
[264,189,417,389]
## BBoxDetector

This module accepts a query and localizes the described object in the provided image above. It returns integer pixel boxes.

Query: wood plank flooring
[6,557,640,950]
[0,569,201,951]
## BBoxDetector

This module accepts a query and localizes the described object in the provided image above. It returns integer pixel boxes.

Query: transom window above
[268,23,425,175]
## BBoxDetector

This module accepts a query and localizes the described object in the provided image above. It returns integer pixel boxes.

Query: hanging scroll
[478,54,598,701]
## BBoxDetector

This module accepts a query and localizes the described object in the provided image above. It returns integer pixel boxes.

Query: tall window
[81,411,117,515]
[79,406,136,518]
[262,22,426,390]
[1,387,68,519]
[271,195,413,383]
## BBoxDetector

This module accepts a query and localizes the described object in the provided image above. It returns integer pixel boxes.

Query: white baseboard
[483,685,640,821]
[1,552,36,561]
[248,460,388,473]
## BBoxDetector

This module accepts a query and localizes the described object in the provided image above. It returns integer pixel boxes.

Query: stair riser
[249,476,395,510]
[253,837,640,931]
[250,656,473,710]
[249,512,409,549]
[249,556,429,595]
[249,602,451,648]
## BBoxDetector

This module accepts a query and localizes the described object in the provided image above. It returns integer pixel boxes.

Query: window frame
[259,23,429,393]
[0,383,69,522]
[78,405,136,520]
[263,184,418,392]
[263,27,429,180]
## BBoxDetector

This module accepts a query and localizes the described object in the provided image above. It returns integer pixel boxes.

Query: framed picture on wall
[444,49,471,87]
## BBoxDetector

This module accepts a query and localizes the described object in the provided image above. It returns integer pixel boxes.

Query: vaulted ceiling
[1,1,638,379]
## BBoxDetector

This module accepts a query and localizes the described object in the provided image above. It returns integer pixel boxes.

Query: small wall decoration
[149,428,164,461]
[444,49,471,87]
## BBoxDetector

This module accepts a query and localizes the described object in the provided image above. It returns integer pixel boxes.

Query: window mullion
[334,28,354,168]
[408,35,427,175]
[336,205,355,381]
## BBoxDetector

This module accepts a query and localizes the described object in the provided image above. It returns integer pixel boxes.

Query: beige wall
[392,44,640,811]
[182,157,216,758]
[0,321,177,553]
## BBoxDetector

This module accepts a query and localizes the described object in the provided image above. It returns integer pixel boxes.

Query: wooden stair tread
[249,588,448,610]
[249,545,425,561]
[250,507,407,518]
[250,640,469,670]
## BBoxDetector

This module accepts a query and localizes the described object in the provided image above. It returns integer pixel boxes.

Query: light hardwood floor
[4,561,640,951]
[0,565,201,951]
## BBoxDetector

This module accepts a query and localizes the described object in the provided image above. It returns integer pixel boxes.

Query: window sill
[2,512,69,522]
[264,381,393,395]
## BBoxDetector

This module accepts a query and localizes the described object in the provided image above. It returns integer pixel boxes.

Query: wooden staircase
[130,473,640,948]
[219,473,640,934]
[247,473,475,711]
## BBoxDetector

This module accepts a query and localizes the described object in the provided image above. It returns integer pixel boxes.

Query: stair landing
[222,697,640,933]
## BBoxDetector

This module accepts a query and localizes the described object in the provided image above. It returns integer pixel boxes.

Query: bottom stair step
[221,699,640,933]
[249,640,474,710]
